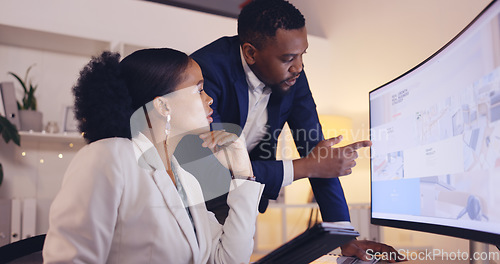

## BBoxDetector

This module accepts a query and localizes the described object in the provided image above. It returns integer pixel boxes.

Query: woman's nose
[203,91,213,106]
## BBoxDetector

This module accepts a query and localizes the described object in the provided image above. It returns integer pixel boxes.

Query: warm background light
[277,115,354,205]
[256,115,353,253]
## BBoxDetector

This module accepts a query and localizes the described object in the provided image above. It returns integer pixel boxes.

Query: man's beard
[269,74,300,97]
[269,84,289,97]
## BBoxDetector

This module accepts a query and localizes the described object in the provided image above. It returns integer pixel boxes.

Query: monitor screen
[369,0,500,246]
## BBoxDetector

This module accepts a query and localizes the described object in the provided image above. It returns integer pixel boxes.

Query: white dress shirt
[240,48,294,187]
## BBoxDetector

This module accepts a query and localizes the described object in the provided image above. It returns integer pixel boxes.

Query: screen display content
[370,0,500,245]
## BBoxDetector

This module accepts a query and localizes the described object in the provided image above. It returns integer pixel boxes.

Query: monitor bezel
[369,0,500,246]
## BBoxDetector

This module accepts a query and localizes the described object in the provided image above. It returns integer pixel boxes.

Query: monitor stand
[469,240,491,264]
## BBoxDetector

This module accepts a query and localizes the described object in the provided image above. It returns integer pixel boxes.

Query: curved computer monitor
[369,0,500,246]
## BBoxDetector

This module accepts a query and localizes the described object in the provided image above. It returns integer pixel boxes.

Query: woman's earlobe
[153,97,170,117]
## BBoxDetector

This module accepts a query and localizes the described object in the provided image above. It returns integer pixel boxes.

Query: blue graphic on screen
[372,179,420,215]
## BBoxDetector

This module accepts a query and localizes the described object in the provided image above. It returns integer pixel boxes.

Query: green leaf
[8,64,37,111]
[25,64,34,84]
[0,114,20,187]
[8,71,28,94]
[26,91,34,110]
[0,115,20,146]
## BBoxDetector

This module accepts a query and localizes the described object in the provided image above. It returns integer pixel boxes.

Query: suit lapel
[132,134,200,259]
[233,77,249,127]
[151,169,200,260]
[172,158,211,263]
[229,41,249,128]
[249,92,283,160]
[267,92,282,143]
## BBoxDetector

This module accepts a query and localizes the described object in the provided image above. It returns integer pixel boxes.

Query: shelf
[19,131,85,145]
[0,24,111,57]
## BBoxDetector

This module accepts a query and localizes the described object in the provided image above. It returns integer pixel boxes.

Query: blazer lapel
[233,77,249,127]
[230,41,249,128]
[151,170,200,260]
[171,158,211,263]
[132,134,200,259]
[249,93,282,160]
[267,92,282,143]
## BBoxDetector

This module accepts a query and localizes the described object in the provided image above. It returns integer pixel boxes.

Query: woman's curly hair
[73,48,190,143]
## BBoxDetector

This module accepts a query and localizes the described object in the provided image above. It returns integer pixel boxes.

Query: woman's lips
[207,110,213,123]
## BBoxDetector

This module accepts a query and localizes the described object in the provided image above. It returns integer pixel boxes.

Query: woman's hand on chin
[199,130,253,179]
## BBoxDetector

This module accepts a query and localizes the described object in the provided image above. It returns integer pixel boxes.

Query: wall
[0,0,335,130]
[0,0,237,124]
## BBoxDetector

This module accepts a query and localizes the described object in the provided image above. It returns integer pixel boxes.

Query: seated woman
[43,49,264,263]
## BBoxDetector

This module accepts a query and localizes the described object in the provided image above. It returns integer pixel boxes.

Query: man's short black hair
[237,0,305,49]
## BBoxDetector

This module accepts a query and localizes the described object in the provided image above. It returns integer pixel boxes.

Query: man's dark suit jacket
[190,35,350,222]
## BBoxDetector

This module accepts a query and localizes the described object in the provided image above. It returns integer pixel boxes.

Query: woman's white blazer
[43,135,263,264]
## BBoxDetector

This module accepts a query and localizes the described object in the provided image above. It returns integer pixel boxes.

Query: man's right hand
[292,136,372,180]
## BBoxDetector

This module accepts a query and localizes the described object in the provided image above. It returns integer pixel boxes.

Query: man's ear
[153,96,170,117]
[241,42,258,65]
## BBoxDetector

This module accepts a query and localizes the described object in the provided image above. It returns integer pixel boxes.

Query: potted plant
[8,64,43,131]
[0,115,20,186]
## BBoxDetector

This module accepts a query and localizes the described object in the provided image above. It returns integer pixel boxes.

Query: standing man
[191,0,401,260]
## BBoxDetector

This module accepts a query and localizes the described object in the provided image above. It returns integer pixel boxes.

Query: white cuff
[282,160,294,187]
[326,221,354,229]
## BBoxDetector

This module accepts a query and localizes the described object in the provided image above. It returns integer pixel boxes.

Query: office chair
[0,234,45,263]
